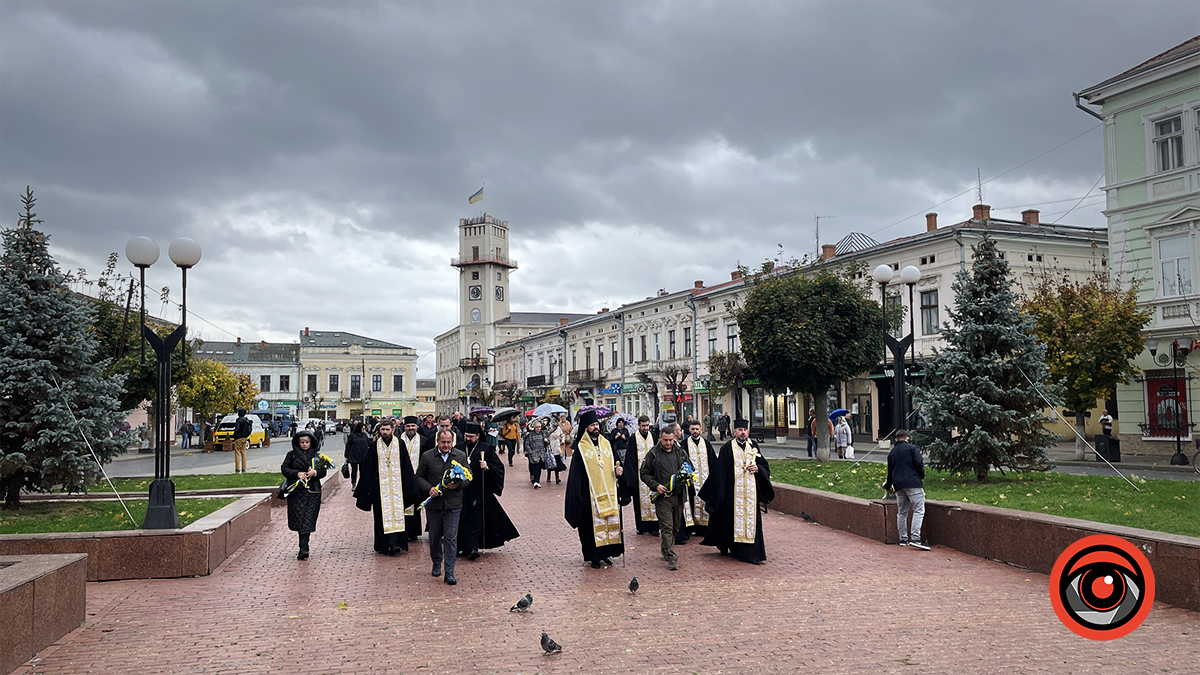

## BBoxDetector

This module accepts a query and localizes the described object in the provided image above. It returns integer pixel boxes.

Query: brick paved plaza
[14,472,1199,675]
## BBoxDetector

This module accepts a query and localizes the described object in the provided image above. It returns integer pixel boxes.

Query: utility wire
[1054,173,1106,222]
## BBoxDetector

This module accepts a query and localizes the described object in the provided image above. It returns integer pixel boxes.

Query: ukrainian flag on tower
[468,186,484,204]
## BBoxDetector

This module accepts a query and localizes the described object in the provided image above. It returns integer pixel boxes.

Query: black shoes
[590,560,602,569]
[600,557,614,566]
[297,550,309,560]
[467,549,481,560]
[432,562,441,577]
[444,574,457,585]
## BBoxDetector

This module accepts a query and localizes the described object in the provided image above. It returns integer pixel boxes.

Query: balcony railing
[568,369,596,383]
[450,254,518,269]
[459,357,489,368]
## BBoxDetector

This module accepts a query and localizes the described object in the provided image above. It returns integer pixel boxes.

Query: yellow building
[412,379,438,417]
[298,328,418,420]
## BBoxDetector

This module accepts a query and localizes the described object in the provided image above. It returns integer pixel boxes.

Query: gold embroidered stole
[732,440,759,544]
[377,437,405,534]
[401,433,422,516]
[578,434,622,547]
[636,432,656,521]
[687,436,710,527]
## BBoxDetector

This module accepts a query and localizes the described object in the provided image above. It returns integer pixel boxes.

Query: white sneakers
[533,482,541,489]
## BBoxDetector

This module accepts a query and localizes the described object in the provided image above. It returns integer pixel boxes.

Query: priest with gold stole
[683,418,718,539]
[623,415,660,536]
[565,410,630,569]
[698,418,774,564]
[354,418,418,556]
[399,416,432,541]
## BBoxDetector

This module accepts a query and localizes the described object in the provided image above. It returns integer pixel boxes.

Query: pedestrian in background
[609,417,632,465]
[502,417,521,467]
[546,417,570,484]
[1098,410,1114,436]
[232,408,252,474]
[834,415,852,459]
[281,430,325,560]
[805,408,818,458]
[523,419,549,487]
[179,420,193,449]
[344,422,371,490]
[717,413,729,440]
[884,429,929,551]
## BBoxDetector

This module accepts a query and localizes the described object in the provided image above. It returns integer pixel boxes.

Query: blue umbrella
[829,408,850,421]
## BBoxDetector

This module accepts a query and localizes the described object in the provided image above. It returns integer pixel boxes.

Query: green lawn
[90,473,282,493]
[769,459,1199,538]
[0,498,237,534]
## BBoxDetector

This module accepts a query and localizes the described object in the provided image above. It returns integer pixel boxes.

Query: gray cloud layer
[2,1,1196,373]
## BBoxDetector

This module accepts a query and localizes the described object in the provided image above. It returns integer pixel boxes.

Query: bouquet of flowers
[652,461,697,501]
[278,454,336,499]
[417,459,474,511]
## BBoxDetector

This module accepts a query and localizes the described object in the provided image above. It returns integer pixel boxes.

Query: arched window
[471,343,481,358]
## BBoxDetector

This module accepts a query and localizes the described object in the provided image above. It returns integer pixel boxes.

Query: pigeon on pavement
[801,512,815,522]
[510,593,533,612]
[628,577,639,594]
[541,632,563,654]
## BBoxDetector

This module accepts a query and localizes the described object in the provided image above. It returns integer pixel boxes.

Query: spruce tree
[0,188,130,508]
[913,235,1060,481]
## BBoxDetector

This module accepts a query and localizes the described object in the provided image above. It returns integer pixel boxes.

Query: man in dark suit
[416,430,471,585]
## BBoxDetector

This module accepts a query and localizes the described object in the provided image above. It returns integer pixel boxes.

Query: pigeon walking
[510,593,533,612]
[801,512,814,522]
[628,577,639,594]
[541,632,563,654]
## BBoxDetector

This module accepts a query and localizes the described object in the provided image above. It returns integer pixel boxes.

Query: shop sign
[598,383,623,394]
[660,393,694,402]
[256,400,269,410]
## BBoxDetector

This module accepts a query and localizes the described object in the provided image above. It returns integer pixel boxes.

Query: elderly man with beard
[565,410,629,569]
[456,421,520,560]
[699,419,774,564]
[354,419,418,556]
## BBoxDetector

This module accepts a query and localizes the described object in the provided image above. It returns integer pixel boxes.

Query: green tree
[177,359,239,440]
[0,188,131,508]
[706,351,747,418]
[914,236,1060,481]
[1021,269,1151,459]
[735,266,883,460]
[233,372,259,411]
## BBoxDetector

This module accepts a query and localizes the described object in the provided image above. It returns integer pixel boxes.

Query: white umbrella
[533,403,568,417]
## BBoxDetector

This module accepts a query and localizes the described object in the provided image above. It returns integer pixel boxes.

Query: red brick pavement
[13,467,1200,675]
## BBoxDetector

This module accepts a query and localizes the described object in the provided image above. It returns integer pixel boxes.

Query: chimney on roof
[658,288,668,297]
[926,213,938,231]
[694,280,704,289]
[731,270,742,281]
[1022,209,1040,226]
[236,337,241,346]
[259,340,266,350]
[598,308,609,314]
[821,244,836,260]
[304,327,309,336]
[559,318,569,326]
[972,204,991,221]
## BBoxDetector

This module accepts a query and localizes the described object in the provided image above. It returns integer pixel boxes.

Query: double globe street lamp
[124,236,202,529]
[873,264,922,434]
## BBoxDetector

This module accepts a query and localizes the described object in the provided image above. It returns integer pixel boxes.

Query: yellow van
[212,414,267,447]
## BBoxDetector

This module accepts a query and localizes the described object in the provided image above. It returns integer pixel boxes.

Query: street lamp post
[168,238,202,367]
[873,264,921,434]
[124,237,159,365]
[1149,337,1194,466]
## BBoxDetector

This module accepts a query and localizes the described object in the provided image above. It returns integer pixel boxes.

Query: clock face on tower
[495,285,504,301]
[468,285,482,301]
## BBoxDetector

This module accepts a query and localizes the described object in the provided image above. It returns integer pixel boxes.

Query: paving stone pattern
[14,468,1200,675]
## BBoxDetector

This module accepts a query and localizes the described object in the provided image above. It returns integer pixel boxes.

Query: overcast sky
[2,1,1197,376]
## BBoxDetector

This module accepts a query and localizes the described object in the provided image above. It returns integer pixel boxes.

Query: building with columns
[433,214,586,413]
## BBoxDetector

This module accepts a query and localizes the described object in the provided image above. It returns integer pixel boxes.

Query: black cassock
[457,440,520,555]
[564,436,631,563]
[682,434,719,538]
[354,438,418,554]
[698,439,774,564]
[398,432,432,541]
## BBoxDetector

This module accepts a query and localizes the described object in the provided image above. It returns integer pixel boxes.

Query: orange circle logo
[1049,534,1154,640]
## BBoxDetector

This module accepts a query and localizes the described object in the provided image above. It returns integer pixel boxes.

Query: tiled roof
[834,232,881,255]
[196,341,298,364]
[299,331,411,350]
[497,312,590,325]
[1081,34,1200,97]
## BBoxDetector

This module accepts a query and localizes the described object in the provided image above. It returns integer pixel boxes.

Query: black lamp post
[1148,336,1194,466]
[873,264,922,433]
[168,238,202,367]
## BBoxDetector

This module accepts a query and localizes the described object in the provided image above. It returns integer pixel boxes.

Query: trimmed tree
[176,358,240,442]
[735,266,883,460]
[914,236,1060,481]
[706,351,747,419]
[1021,269,1151,459]
[0,188,130,508]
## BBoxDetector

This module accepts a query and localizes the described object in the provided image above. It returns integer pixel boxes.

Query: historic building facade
[298,328,418,420]
[194,339,300,416]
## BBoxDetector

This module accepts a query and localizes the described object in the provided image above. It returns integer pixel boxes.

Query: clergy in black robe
[682,419,719,539]
[354,419,418,555]
[698,418,774,564]
[565,410,630,568]
[457,422,520,559]
[399,416,433,541]
[624,416,660,535]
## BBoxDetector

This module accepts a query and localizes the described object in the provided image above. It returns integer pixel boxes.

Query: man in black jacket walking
[416,430,471,585]
[884,430,929,550]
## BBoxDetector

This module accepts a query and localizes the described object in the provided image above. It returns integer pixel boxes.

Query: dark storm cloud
[2,0,1195,372]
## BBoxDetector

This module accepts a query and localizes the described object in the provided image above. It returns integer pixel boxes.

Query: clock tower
[454,214,515,327]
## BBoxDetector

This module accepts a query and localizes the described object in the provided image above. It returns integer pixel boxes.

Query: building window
[920,254,936,265]
[350,374,361,398]
[279,375,290,392]
[1159,235,1193,297]
[598,349,604,372]
[585,346,591,370]
[393,374,403,391]
[668,330,676,359]
[572,350,577,370]
[1154,115,1184,172]
[727,324,739,352]
[611,342,618,369]
[372,374,382,392]
[260,375,271,393]
[683,327,691,357]
[329,374,340,393]
[471,343,481,358]
[472,271,479,280]
[708,328,717,355]
[1027,253,1043,262]
[640,335,647,362]
[628,337,634,364]
[920,290,940,335]
[306,374,317,392]
[653,333,661,360]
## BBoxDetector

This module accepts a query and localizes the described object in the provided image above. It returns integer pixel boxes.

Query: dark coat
[234,415,253,440]
[564,434,629,560]
[457,440,520,552]
[344,431,372,465]
[623,429,659,493]
[698,438,774,563]
[885,441,925,490]
[281,432,326,534]
[415,447,471,511]
[609,425,632,462]
[353,434,419,515]
[639,442,689,496]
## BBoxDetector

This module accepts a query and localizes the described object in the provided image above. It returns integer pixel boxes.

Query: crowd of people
[284,408,781,582]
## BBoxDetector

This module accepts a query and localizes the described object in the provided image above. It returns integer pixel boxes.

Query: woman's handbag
[276,479,291,500]
[341,462,350,479]
[554,455,567,472]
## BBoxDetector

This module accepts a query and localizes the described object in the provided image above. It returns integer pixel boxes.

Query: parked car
[324,419,338,434]
[212,414,267,447]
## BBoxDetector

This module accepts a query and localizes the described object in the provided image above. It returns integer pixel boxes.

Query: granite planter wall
[0,553,87,675]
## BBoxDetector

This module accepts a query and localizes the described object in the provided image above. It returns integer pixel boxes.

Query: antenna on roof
[976,168,984,205]
[815,214,835,259]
